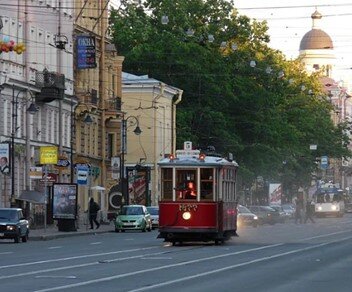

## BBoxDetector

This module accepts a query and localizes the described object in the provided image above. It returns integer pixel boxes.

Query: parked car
[281,204,295,218]
[0,208,29,243]
[269,205,290,223]
[247,206,280,225]
[146,206,159,229]
[114,205,152,232]
[237,205,258,227]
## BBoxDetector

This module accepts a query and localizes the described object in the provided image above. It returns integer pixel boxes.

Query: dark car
[237,205,258,227]
[269,205,290,223]
[247,206,280,225]
[0,208,29,243]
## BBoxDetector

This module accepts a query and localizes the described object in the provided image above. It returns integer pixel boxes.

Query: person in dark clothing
[88,198,100,229]
[294,198,303,224]
[304,200,315,223]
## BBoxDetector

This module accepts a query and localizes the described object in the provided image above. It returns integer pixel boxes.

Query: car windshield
[0,210,18,221]
[262,206,275,212]
[120,206,144,215]
[147,207,159,215]
[238,206,251,213]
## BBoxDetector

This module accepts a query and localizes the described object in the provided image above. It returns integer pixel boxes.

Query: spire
[311,9,322,29]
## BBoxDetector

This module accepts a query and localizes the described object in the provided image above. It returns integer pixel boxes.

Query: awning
[18,190,45,205]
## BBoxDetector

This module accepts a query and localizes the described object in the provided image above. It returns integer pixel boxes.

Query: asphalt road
[1,214,352,292]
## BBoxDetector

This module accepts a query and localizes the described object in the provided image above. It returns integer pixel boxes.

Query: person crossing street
[88,198,100,229]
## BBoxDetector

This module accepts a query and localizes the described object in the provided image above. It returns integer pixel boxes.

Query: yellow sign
[40,146,58,165]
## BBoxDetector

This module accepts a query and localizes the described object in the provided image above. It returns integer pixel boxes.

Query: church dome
[299,9,333,51]
[299,29,333,50]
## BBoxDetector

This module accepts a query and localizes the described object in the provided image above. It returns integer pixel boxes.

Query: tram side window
[161,168,173,200]
[200,168,213,200]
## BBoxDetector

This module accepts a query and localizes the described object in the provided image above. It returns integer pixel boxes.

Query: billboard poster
[52,184,78,220]
[40,146,58,165]
[127,167,149,205]
[76,35,97,69]
[269,183,282,205]
[0,143,10,174]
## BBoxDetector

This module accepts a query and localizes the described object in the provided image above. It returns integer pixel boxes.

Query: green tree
[110,0,351,191]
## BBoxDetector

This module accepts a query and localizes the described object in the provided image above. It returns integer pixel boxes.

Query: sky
[109,0,352,86]
[234,0,352,84]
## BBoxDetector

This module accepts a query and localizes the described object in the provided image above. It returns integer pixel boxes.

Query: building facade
[121,73,182,207]
[299,9,352,190]
[0,0,74,219]
[73,0,124,222]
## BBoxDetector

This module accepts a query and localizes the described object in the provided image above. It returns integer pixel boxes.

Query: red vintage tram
[157,141,239,245]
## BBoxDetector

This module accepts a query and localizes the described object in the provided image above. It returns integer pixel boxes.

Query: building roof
[299,9,333,51]
[299,29,333,50]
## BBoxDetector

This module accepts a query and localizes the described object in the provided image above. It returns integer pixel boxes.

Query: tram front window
[176,169,197,200]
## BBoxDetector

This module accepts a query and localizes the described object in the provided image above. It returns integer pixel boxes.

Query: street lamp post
[11,85,38,206]
[121,115,142,205]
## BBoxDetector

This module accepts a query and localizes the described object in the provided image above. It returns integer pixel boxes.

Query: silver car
[146,206,159,229]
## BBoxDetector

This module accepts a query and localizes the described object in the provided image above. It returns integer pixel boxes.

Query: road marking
[0,250,171,280]
[141,257,173,260]
[297,230,352,241]
[0,252,13,255]
[33,244,283,292]
[48,246,62,249]
[90,242,102,245]
[0,246,158,270]
[128,235,352,292]
[35,276,77,279]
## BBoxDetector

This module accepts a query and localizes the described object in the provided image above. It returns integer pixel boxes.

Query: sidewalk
[29,222,114,241]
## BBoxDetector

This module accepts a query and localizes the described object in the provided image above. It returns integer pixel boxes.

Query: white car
[146,206,159,229]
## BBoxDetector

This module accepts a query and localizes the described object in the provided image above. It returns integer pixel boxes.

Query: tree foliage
[110,0,351,190]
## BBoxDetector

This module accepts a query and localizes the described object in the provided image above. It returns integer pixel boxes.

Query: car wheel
[253,223,258,228]
[115,227,120,233]
[22,232,28,242]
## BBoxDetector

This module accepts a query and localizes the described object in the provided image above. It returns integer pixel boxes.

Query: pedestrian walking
[294,198,303,224]
[88,198,100,229]
[304,200,315,223]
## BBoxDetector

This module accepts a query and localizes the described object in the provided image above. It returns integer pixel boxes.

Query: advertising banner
[111,157,120,180]
[269,183,282,205]
[52,184,78,220]
[29,166,43,179]
[40,146,58,165]
[0,143,10,174]
[76,35,97,69]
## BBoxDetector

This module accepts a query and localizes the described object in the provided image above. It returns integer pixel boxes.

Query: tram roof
[158,155,238,167]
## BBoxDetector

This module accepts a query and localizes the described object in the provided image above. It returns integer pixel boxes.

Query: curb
[29,229,114,241]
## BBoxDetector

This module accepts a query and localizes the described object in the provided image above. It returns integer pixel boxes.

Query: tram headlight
[182,212,191,220]
[331,205,337,211]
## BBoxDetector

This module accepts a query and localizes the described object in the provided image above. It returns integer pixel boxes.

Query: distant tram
[157,141,239,245]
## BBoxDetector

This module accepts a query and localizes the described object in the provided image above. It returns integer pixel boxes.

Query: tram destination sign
[176,150,200,157]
